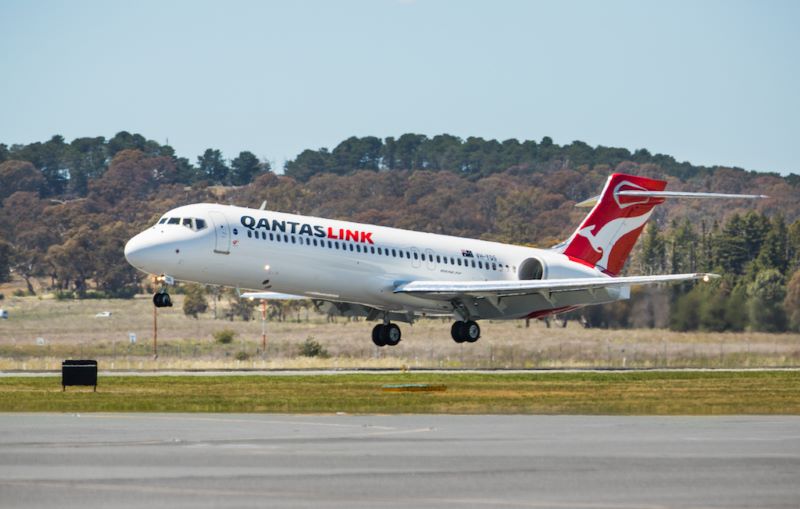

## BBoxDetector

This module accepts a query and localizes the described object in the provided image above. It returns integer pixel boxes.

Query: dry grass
[1,294,799,370]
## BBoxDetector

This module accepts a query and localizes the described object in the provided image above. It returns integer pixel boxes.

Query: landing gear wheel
[153,292,172,308]
[384,323,401,346]
[451,322,467,343]
[372,324,387,347]
[451,321,480,343]
[464,320,480,343]
[372,323,401,347]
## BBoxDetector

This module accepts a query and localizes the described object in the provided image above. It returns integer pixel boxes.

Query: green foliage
[213,329,236,344]
[182,284,208,318]
[197,148,229,184]
[639,222,666,274]
[783,270,800,332]
[747,269,787,332]
[234,351,250,361]
[230,151,269,186]
[298,336,329,358]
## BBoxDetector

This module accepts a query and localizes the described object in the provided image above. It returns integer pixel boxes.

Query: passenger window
[247,231,252,238]
[457,259,462,266]
[349,244,354,251]
[377,247,382,255]
[392,249,397,257]
[492,263,497,270]
[356,245,361,253]
[335,242,340,249]
[284,235,289,242]
[370,246,375,254]
[413,252,418,260]
[450,257,455,265]
[167,217,180,225]
[269,233,274,241]
[471,260,476,268]
[436,255,441,263]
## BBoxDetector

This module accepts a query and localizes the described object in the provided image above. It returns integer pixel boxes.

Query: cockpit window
[160,216,208,231]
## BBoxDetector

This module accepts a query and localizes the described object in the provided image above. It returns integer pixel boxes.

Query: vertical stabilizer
[560,173,666,275]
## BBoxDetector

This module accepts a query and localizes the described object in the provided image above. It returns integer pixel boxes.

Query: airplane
[124,173,764,346]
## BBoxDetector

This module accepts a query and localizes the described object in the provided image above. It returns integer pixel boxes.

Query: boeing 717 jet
[124,173,763,346]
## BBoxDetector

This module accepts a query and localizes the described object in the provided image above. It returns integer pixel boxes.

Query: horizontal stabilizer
[576,190,767,208]
[395,273,718,297]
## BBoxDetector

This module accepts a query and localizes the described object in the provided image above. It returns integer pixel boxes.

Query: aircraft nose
[124,231,158,271]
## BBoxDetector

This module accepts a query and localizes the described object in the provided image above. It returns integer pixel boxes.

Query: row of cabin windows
[237,227,516,273]
[158,217,208,231]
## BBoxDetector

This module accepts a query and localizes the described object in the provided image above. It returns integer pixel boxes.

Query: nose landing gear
[372,323,401,347]
[152,275,174,308]
[451,320,480,343]
[153,291,172,308]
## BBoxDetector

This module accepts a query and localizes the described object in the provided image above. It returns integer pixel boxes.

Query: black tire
[372,324,386,347]
[464,320,480,343]
[451,321,466,343]
[385,323,401,346]
[153,292,173,308]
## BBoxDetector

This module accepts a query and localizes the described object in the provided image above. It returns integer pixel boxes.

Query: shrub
[183,284,208,318]
[13,289,28,297]
[213,329,236,344]
[298,336,329,358]
[235,351,250,361]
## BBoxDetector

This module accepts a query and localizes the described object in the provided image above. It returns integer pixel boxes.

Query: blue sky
[1,0,798,174]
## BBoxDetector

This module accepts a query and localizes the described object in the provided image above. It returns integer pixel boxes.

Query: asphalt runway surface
[1,415,799,508]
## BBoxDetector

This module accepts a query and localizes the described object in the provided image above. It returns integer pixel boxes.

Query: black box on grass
[62,360,97,392]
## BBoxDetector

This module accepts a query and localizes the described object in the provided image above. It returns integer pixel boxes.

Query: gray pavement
[0,413,798,508]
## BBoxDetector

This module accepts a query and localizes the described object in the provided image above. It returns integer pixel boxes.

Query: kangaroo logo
[575,211,653,269]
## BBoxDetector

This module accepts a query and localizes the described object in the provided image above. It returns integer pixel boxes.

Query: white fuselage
[124,203,625,321]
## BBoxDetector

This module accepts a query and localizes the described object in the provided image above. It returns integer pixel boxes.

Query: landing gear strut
[451,320,480,343]
[372,323,401,347]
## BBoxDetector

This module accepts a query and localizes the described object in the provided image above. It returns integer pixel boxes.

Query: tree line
[1,131,798,331]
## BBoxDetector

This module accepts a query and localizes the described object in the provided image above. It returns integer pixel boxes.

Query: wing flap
[394,273,717,297]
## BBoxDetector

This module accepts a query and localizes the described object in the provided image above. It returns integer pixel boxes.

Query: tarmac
[1,413,799,508]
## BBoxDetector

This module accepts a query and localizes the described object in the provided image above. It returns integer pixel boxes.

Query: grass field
[2,293,800,370]
[1,371,799,414]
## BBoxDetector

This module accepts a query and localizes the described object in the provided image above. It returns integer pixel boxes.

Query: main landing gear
[372,323,401,347]
[451,320,480,343]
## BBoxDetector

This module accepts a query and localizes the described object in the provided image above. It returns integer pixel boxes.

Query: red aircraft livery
[240,215,375,244]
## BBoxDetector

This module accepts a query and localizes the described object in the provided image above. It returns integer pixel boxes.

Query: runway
[1,414,799,508]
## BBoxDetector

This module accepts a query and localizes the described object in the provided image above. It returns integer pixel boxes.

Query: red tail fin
[561,173,666,275]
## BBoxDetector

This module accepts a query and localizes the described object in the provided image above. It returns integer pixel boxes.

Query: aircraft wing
[394,273,718,298]
[240,291,308,300]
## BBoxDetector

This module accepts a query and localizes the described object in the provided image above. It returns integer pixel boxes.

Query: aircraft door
[424,248,435,270]
[410,247,422,268]
[209,211,230,254]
